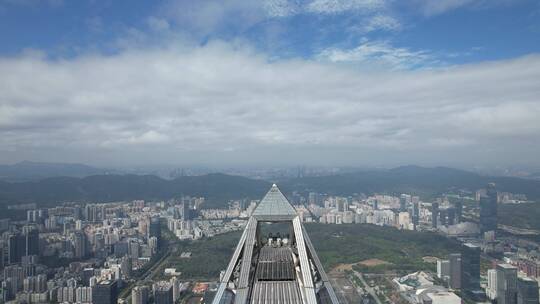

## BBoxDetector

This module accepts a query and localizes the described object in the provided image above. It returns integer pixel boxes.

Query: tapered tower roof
[252,184,297,221]
[212,184,339,304]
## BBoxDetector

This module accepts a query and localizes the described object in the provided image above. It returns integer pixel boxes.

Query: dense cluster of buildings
[393,271,462,304]
[0,180,537,304]
[433,209,540,304]
[0,197,202,303]
[437,248,539,304]
[164,198,247,240]
[130,278,188,304]
[285,183,540,304]
[291,192,465,234]
[394,240,540,304]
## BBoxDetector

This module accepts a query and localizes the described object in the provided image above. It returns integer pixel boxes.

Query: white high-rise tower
[212,184,339,304]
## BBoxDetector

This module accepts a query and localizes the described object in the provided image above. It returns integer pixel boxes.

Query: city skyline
[2,3,540,302]
[1,0,540,168]
[1,170,539,303]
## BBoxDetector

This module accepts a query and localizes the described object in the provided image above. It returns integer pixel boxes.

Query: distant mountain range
[0,161,109,181]
[282,165,540,200]
[0,173,271,207]
[529,172,540,180]
[1,165,540,208]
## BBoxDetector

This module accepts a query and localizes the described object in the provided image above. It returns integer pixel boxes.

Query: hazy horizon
[2,159,540,178]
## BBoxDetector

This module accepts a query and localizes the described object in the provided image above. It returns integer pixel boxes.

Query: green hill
[0,161,109,181]
[0,173,271,207]
[161,223,460,280]
[1,166,540,209]
[282,166,540,200]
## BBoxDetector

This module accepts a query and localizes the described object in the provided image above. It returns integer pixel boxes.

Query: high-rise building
[517,277,538,304]
[432,202,439,228]
[7,227,39,264]
[114,241,129,257]
[171,276,181,302]
[343,199,349,212]
[440,209,447,227]
[76,286,93,303]
[120,255,132,279]
[0,244,4,269]
[454,201,462,223]
[22,274,47,293]
[447,208,456,226]
[82,268,95,286]
[4,264,31,296]
[486,269,498,300]
[149,236,158,253]
[92,280,118,304]
[437,259,450,281]
[129,241,140,259]
[58,286,77,303]
[153,281,173,304]
[27,209,46,224]
[8,233,25,264]
[182,201,191,221]
[148,217,161,243]
[497,264,518,304]
[461,243,481,294]
[397,212,411,229]
[138,218,149,236]
[449,253,462,289]
[308,192,319,205]
[0,218,10,231]
[72,230,88,259]
[85,204,102,222]
[412,202,419,230]
[400,195,408,212]
[480,183,498,236]
[212,184,339,304]
[335,197,348,212]
[132,285,149,304]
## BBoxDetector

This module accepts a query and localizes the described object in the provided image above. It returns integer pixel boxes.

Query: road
[119,245,175,302]
[353,271,383,304]
[328,273,362,304]
[499,224,540,236]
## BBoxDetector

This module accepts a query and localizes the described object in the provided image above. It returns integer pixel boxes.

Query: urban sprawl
[0,183,538,304]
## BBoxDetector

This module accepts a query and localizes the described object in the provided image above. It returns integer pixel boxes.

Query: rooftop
[498,263,517,269]
[252,184,297,220]
[426,291,461,304]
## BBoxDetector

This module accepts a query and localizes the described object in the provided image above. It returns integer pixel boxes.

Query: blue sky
[1,0,538,64]
[0,0,540,168]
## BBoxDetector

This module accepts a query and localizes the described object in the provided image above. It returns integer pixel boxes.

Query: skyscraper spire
[212,184,338,304]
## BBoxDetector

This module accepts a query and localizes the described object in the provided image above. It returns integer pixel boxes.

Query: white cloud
[317,40,436,69]
[158,0,266,36]
[306,0,386,14]
[147,16,170,32]
[1,0,63,7]
[102,130,170,147]
[262,0,389,16]
[356,14,402,33]
[0,42,539,166]
[412,0,520,16]
[415,0,474,15]
[263,0,301,17]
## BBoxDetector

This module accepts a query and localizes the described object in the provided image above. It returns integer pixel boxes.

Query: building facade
[497,264,518,304]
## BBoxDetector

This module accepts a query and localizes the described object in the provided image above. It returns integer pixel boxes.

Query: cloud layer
[1,42,539,167]
[317,39,436,69]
